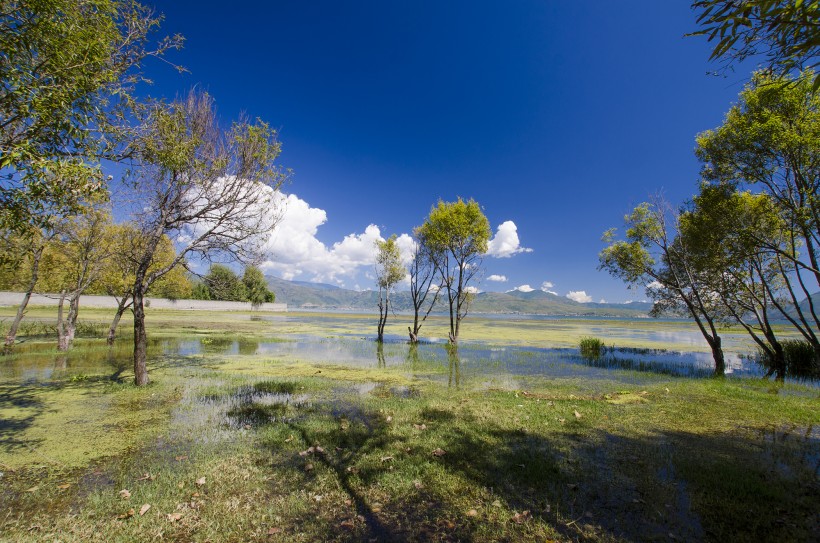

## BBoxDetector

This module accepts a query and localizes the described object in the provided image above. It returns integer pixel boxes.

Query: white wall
[0,292,287,312]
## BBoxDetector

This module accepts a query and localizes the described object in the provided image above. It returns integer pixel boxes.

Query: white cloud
[509,284,534,293]
[260,193,387,284]
[486,221,532,258]
[566,290,592,303]
[487,274,508,282]
[464,285,481,294]
[646,280,664,290]
[599,298,607,303]
[540,281,557,294]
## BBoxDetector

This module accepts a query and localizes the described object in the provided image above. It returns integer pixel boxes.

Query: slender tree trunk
[56,291,70,351]
[377,288,387,342]
[107,295,131,345]
[65,294,80,348]
[4,245,45,348]
[133,285,149,386]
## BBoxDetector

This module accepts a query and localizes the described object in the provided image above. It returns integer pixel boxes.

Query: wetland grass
[0,307,818,541]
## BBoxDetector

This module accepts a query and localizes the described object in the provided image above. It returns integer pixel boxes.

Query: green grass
[0,307,818,541]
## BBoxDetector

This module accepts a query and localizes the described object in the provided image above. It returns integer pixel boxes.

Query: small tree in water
[417,198,490,344]
[375,235,405,343]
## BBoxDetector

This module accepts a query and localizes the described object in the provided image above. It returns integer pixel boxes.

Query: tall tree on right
[417,198,490,345]
[691,0,820,89]
[696,71,820,351]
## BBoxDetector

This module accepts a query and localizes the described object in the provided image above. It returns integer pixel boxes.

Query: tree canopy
[0,0,182,234]
[692,0,820,90]
[417,198,490,344]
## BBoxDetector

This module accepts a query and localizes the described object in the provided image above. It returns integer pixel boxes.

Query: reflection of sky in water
[156,335,768,382]
[2,325,814,386]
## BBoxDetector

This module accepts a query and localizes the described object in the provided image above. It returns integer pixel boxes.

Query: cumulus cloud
[566,290,592,303]
[540,281,557,294]
[486,221,532,258]
[509,284,535,293]
[260,193,386,284]
[464,285,481,294]
[487,274,508,282]
[646,280,664,290]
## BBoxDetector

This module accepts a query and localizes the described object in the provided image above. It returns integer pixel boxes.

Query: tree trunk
[56,291,70,351]
[65,294,80,348]
[107,296,131,345]
[4,244,45,349]
[709,335,725,377]
[408,326,418,343]
[133,287,149,386]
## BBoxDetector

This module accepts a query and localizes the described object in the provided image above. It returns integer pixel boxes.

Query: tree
[0,0,183,235]
[417,198,490,344]
[42,205,113,350]
[204,264,247,302]
[1,223,57,348]
[243,266,274,308]
[600,199,729,375]
[691,0,820,90]
[125,90,286,385]
[407,232,441,343]
[97,224,191,344]
[696,71,820,356]
[681,184,797,379]
[374,235,405,342]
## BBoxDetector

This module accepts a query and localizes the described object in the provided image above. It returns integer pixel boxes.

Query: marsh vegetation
[1,307,818,542]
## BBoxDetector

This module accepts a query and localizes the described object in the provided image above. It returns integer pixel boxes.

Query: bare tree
[407,233,441,343]
[125,91,286,385]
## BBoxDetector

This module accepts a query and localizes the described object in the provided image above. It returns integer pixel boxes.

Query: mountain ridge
[265,275,654,317]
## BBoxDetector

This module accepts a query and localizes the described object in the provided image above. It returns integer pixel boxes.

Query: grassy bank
[0,308,818,541]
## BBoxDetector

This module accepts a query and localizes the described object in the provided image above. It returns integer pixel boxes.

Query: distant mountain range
[265,276,655,317]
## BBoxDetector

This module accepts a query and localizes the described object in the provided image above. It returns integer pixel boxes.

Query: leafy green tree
[126,91,286,385]
[243,266,274,308]
[681,184,799,379]
[205,264,248,302]
[40,205,114,351]
[0,0,182,235]
[92,224,191,344]
[374,235,405,342]
[417,198,490,344]
[600,199,729,375]
[696,70,820,349]
[691,0,820,89]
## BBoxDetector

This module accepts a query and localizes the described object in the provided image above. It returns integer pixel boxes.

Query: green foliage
[0,0,183,233]
[691,0,820,90]
[204,264,248,302]
[375,235,405,290]
[579,336,605,360]
[417,198,491,259]
[243,266,275,308]
[416,198,491,343]
[755,339,820,379]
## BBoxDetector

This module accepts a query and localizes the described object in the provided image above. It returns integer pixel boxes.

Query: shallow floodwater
[0,313,807,386]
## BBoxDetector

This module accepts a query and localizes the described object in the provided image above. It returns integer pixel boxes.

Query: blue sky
[142,1,755,302]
